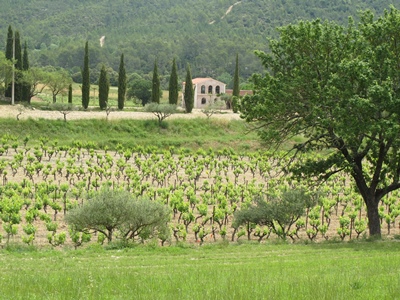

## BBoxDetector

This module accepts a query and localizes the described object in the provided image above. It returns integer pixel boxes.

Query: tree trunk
[365,200,381,238]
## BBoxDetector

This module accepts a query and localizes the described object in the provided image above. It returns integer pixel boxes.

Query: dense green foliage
[45,67,71,103]
[13,31,23,102]
[4,26,12,98]
[68,84,72,104]
[66,189,169,243]
[184,64,194,113]
[144,103,178,125]
[233,189,315,240]
[1,0,398,84]
[117,54,126,110]
[232,53,239,97]
[151,60,160,104]
[21,42,30,102]
[168,58,179,105]
[81,41,90,109]
[241,7,400,237]
[98,65,109,110]
[127,76,152,106]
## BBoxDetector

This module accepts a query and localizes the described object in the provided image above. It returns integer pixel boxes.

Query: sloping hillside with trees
[0,0,399,84]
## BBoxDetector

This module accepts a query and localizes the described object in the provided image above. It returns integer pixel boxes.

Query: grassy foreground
[0,117,259,152]
[1,241,399,299]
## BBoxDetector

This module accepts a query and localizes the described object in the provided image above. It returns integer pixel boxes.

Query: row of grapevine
[0,134,399,247]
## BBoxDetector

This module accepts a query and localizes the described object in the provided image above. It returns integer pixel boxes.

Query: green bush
[65,189,170,244]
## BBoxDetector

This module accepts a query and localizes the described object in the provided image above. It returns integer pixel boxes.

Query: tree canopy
[65,189,170,243]
[240,6,400,237]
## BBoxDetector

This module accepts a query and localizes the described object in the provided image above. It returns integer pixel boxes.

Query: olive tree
[240,7,400,238]
[233,188,313,240]
[144,102,177,125]
[65,189,170,243]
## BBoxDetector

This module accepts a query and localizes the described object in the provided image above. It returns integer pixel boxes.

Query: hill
[0,0,399,86]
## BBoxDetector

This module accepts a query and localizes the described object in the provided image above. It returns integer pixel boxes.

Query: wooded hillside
[0,0,398,85]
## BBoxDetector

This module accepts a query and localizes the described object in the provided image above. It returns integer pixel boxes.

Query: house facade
[182,78,226,109]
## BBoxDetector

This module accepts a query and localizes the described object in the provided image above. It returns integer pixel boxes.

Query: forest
[0,0,399,87]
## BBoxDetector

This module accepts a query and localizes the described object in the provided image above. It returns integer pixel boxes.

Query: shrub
[65,189,170,244]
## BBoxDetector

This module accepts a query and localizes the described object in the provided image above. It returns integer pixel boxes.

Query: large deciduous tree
[98,64,109,110]
[151,59,160,103]
[117,53,126,110]
[168,58,178,105]
[44,67,71,103]
[0,52,12,94]
[240,7,400,238]
[127,75,152,106]
[20,67,47,103]
[81,41,90,109]
[184,64,194,113]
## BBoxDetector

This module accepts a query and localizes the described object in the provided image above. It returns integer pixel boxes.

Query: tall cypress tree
[98,65,109,110]
[151,59,160,103]
[14,31,22,101]
[184,64,194,113]
[5,25,13,98]
[231,53,240,113]
[233,53,240,97]
[81,41,90,109]
[68,84,73,104]
[117,53,126,110]
[168,58,178,105]
[21,42,30,102]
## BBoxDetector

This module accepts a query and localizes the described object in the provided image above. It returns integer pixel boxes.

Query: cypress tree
[14,31,22,70]
[168,58,178,105]
[81,41,90,109]
[98,65,109,110]
[151,59,160,103]
[14,31,22,101]
[21,42,30,102]
[233,53,240,97]
[231,53,240,113]
[5,25,13,98]
[184,64,194,113]
[68,84,73,104]
[117,53,126,110]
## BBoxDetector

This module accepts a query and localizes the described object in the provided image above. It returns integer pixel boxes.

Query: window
[208,85,213,94]
[216,86,220,94]
[201,85,206,94]
[201,98,207,105]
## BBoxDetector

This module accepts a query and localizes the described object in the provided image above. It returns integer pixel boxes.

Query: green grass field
[0,117,260,151]
[1,241,399,299]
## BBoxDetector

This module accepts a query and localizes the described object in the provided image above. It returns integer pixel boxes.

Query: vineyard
[0,132,399,248]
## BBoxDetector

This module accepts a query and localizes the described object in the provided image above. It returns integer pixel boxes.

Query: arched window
[216,86,220,94]
[201,98,207,105]
[208,86,213,94]
[201,85,206,94]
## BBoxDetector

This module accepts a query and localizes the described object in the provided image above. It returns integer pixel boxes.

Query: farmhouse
[182,78,226,109]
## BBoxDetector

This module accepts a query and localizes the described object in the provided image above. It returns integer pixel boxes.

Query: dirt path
[0,105,242,121]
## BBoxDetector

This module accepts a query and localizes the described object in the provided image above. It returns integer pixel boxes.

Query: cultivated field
[0,105,399,248]
[1,105,400,299]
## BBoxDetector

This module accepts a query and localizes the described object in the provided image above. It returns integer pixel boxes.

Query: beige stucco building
[182,78,226,109]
